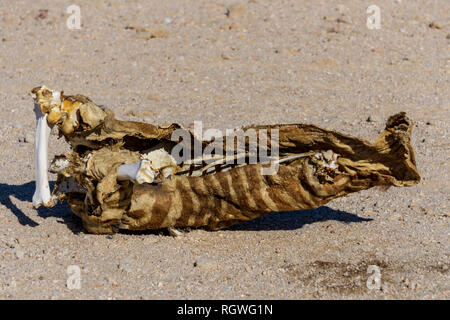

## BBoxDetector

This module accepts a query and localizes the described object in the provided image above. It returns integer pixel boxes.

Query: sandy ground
[0,0,448,299]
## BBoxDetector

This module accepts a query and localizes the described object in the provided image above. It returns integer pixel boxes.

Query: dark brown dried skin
[47,94,420,234]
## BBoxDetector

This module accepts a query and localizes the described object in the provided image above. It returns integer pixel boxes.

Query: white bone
[49,158,70,173]
[55,176,85,194]
[117,160,158,184]
[50,90,61,106]
[117,161,151,183]
[141,148,177,172]
[32,102,54,207]
[167,227,183,237]
[315,150,339,169]
[117,148,178,184]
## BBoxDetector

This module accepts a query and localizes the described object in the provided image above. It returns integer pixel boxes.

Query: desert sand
[0,0,448,299]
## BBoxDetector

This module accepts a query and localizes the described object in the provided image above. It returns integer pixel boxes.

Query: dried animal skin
[31,86,420,234]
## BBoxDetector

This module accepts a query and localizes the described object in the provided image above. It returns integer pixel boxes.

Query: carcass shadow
[123,206,372,235]
[227,206,372,231]
[0,181,83,234]
[0,181,372,235]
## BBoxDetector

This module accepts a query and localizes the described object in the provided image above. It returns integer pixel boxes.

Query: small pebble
[18,133,34,144]
[194,257,218,271]
[14,249,25,259]
[428,22,442,30]
[226,4,245,19]
[118,263,132,273]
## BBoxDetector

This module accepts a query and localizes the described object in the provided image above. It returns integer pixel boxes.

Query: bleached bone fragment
[167,227,184,237]
[117,148,178,184]
[55,176,85,194]
[49,157,70,173]
[117,160,155,184]
[314,150,339,169]
[141,148,178,178]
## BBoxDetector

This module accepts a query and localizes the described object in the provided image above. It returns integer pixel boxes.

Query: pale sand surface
[0,0,448,299]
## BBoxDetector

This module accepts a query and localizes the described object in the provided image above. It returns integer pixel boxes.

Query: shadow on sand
[227,206,372,231]
[0,181,372,234]
[0,181,83,233]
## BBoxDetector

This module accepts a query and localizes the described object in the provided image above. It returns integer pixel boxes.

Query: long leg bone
[32,101,54,208]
